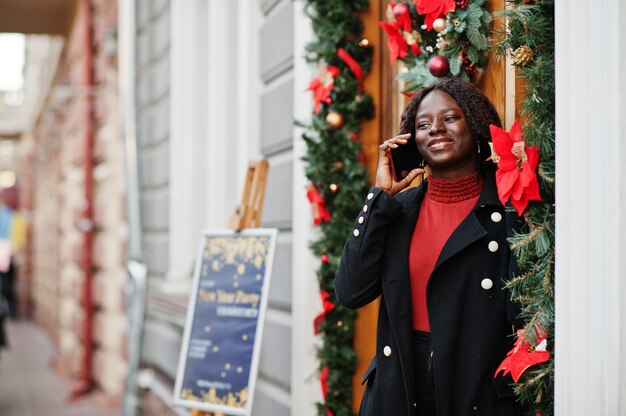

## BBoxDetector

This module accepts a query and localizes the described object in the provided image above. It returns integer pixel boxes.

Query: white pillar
[291,1,323,414]
[555,0,626,413]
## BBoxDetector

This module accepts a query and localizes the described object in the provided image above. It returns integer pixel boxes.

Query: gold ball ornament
[513,45,534,66]
[433,18,447,33]
[326,111,344,128]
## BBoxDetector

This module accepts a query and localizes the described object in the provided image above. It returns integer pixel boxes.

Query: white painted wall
[555,0,626,414]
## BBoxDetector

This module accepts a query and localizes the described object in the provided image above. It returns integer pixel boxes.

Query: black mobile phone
[389,135,422,181]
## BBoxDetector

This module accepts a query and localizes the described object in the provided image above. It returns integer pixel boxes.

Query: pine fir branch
[497,1,555,412]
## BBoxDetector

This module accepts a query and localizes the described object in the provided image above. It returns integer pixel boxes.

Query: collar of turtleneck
[425,171,483,204]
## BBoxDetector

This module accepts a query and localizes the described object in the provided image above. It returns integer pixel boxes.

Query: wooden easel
[191,160,269,416]
[229,160,269,231]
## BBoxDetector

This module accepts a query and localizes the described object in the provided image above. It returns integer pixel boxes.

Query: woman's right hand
[376,133,425,196]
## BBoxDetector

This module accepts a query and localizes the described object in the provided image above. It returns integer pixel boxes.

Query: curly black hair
[399,77,501,166]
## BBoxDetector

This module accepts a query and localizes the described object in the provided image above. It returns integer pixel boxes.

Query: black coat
[336,170,521,416]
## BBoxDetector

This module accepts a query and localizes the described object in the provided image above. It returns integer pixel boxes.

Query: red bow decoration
[379,3,421,65]
[495,329,550,382]
[348,131,366,165]
[320,366,333,416]
[489,120,542,216]
[314,290,336,335]
[306,66,340,114]
[306,185,331,225]
[337,48,364,93]
[413,0,456,30]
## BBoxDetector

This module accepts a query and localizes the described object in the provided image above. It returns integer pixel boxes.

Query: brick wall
[22,0,127,406]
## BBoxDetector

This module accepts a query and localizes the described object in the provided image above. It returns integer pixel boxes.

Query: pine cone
[513,45,534,66]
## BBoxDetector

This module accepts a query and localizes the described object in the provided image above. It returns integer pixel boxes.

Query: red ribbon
[306,185,331,225]
[338,48,364,93]
[314,290,336,335]
[320,366,333,416]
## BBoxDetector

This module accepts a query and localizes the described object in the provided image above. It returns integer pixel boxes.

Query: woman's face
[414,90,477,179]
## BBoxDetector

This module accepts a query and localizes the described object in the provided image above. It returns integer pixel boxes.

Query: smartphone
[389,135,422,181]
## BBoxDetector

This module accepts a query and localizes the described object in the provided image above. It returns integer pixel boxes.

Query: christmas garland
[303,0,554,415]
[495,1,555,414]
[380,0,493,92]
[303,1,375,415]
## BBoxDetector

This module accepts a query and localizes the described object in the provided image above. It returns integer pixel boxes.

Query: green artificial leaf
[467,28,489,50]
[449,53,461,76]
[466,47,482,64]
[480,9,493,26]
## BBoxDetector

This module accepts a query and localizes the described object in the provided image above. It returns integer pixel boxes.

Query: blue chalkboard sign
[173,229,278,415]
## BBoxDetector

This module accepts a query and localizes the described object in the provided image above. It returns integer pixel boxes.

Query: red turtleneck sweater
[409,172,483,332]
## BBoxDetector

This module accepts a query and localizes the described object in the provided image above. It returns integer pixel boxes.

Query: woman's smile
[414,90,477,179]
[427,137,454,151]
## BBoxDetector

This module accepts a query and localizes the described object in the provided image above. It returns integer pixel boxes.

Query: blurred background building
[1,0,318,414]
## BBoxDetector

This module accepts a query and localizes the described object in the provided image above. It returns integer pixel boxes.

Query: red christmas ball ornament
[428,56,450,77]
[392,2,410,18]
[321,254,331,264]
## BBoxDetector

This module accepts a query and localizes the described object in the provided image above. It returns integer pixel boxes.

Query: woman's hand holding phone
[376,133,425,196]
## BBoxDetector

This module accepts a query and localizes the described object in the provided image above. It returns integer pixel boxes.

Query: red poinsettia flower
[306,185,331,225]
[313,290,336,335]
[379,21,410,64]
[306,66,339,113]
[489,120,541,216]
[495,329,550,382]
[413,0,456,30]
[379,2,419,65]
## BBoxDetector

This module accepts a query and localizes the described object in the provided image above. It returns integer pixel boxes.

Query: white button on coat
[353,229,360,237]
[488,241,499,252]
[363,205,368,213]
[481,278,493,290]
[383,346,392,357]
[358,216,364,224]
[491,212,502,223]
[367,192,374,200]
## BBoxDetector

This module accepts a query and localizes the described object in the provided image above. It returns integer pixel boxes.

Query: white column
[291,1,323,414]
[555,0,626,414]
[169,0,205,282]
[204,2,244,229]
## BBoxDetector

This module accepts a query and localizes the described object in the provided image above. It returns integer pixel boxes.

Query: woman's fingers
[379,133,412,151]
[398,168,426,188]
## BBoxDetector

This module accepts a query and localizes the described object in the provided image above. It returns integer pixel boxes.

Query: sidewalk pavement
[0,319,121,416]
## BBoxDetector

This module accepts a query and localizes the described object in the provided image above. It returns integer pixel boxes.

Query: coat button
[481,278,493,290]
[353,229,360,237]
[358,216,364,224]
[363,205,368,213]
[491,212,502,223]
[413,403,417,408]
[383,346,392,357]
[488,240,499,252]
[367,192,374,200]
